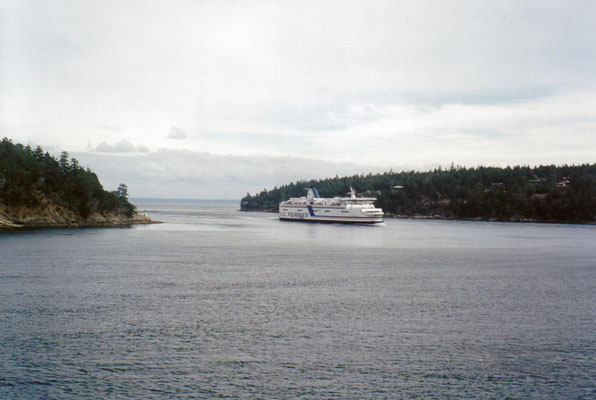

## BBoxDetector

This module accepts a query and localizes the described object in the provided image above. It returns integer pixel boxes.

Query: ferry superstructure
[279,187,384,224]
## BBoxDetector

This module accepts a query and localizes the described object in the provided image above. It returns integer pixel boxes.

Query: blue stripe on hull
[280,215,383,220]
[279,217,383,224]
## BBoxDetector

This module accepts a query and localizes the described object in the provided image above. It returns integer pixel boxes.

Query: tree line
[0,138,135,218]
[241,164,596,222]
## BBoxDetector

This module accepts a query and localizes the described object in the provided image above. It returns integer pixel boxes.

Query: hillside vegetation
[0,138,139,227]
[241,164,596,223]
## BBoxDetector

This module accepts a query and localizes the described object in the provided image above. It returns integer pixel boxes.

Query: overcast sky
[1,1,595,198]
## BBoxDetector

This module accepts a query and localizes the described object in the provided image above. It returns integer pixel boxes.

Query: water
[1,201,595,399]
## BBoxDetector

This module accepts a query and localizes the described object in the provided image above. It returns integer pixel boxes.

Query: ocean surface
[1,200,595,399]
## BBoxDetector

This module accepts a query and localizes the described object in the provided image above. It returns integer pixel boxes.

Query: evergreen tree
[0,138,137,219]
[240,163,596,222]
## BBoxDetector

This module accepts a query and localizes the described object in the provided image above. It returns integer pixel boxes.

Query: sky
[1,1,595,199]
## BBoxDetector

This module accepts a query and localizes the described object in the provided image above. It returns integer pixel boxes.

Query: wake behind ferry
[279,187,384,223]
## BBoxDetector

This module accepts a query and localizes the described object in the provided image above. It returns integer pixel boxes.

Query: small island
[241,164,596,224]
[0,138,155,230]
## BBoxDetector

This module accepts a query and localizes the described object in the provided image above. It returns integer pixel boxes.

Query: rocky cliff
[0,202,154,230]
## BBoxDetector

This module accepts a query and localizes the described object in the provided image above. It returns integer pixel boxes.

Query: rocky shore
[382,212,595,224]
[0,203,159,230]
[243,209,592,224]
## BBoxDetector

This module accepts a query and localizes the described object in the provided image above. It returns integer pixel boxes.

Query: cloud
[72,149,387,199]
[305,89,596,167]
[167,127,187,140]
[4,2,595,141]
[2,1,595,198]
[94,140,149,153]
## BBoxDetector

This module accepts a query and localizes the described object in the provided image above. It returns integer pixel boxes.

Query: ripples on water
[1,201,595,398]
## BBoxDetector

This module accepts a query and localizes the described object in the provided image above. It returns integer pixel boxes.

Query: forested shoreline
[241,164,596,223]
[0,138,143,228]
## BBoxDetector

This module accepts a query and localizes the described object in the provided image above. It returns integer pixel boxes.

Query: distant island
[0,138,154,229]
[241,164,596,223]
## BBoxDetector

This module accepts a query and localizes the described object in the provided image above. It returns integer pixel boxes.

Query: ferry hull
[279,208,384,224]
[279,216,384,224]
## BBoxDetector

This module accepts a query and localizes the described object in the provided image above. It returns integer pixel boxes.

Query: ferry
[279,187,384,224]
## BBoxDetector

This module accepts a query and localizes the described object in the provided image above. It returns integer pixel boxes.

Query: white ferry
[279,187,384,224]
